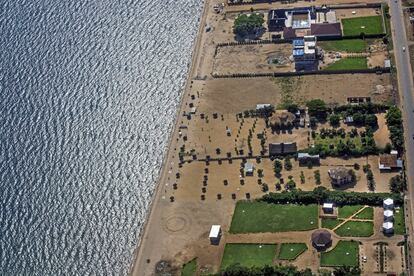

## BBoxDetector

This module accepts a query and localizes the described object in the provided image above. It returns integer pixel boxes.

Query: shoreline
[128,0,209,274]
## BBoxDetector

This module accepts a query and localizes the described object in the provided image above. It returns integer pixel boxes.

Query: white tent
[383,222,394,234]
[383,198,394,210]
[384,210,394,222]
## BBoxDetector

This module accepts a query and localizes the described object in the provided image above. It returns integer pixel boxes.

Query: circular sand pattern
[163,213,191,233]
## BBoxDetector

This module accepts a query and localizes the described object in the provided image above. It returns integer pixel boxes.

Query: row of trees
[260,186,403,206]
[220,264,361,276]
[385,106,404,152]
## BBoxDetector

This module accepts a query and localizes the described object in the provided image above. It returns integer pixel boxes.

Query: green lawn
[319,39,368,53]
[321,241,359,267]
[354,207,374,220]
[322,218,343,230]
[324,57,368,70]
[181,258,197,276]
[338,205,363,219]
[394,208,406,235]
[229,201,318,233]
[221,243,277,270]
[342,16,384,36]
[335,221,374,237]
[278,243,308,260]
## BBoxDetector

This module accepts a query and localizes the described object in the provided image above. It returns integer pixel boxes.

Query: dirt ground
[196,74,393,114]
[213,43,294,74]
[335,7,382,20]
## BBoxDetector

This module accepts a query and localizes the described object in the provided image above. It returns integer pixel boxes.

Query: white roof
[384,198,394,205]
[244,162,254,172]
[209,225,221,238]
[323,203,333,208]
[384,59,391,68]
[383,222,393,229]
[384,210,394,217]
[390,150,398,155]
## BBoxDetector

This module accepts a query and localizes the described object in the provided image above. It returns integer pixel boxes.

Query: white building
[209,225,221,245]
[322,203,334,213]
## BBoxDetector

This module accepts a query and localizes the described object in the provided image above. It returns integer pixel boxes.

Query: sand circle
[165,216,188,232]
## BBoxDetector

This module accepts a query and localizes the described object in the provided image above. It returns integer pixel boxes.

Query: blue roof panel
[292,39,304,46]
[293,49,304,56]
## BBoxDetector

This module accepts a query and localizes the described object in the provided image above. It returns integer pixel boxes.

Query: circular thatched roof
[311,229,332,247]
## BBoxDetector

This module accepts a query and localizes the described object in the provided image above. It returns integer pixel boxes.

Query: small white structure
[256,104,272,110]
[190,107,197,114]
[244,162,254,176]
[383,198,394,210]
[384,210,394,222]
[209,225,222,245]
[383,222,394,234]
[384,59,391,68]
[323,203,334,213]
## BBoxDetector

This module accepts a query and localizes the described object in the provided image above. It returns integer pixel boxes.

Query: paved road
[389,0,414,272]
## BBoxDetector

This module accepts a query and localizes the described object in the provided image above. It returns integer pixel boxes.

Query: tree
[233,13,264,38]
[365,114,378,129]
[309,116,318,128]
[284,157,292,171]
[307,99,328,120]
[333,266,361,276]
[352,112,365,125]
[258,169,264,178]
[389,175,406,193]
[314,170,321,185]
[329,114,341,127]
[300,171,305,184]
[286,179,296,190]
[274,160,283,176]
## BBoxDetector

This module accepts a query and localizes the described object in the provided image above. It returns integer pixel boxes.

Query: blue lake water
[0,0,202,274]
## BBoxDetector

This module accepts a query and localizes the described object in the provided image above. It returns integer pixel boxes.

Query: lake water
[0,0,202,274]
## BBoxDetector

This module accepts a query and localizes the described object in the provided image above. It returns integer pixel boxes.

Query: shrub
[300,171,305,184]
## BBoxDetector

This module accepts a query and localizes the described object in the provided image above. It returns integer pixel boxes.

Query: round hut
[311,229,332,250]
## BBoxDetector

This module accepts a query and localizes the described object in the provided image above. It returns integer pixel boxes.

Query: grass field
[341,16,384,36]
[322,218,343,230]
[324,58,368,70]
[221,243,276,270]
[338,205,363,219]
[335,221,374,237]
[278,243,308,260]
[394,208,406,235]
[321,241,359,267]
[229,201,318,233]
[354,207,374,220]
[319,39,368,53]
[181,258,197,276]
[314,133,363,152]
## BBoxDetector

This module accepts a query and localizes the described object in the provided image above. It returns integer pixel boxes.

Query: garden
[334,221,374,237]
[319,39,368,53]
[278,243,308,260]
[320,240,359,267]
[324,57,368,70]
[230,201,318,233]
[341,15,384,36]
[221,243,277,270]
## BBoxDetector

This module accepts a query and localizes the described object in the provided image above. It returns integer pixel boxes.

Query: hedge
[259,187,402,206]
